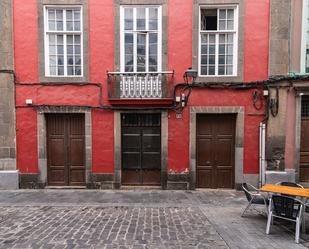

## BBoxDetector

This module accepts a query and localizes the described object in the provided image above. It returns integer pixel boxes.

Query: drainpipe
[259,123,266,187]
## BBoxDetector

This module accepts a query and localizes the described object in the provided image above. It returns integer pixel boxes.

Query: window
[44,6,83,77]
[301,0,309,73]
[120,6,162,72]
[199,6,238,76]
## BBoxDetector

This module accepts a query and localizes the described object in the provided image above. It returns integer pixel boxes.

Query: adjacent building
[0,0,18,189]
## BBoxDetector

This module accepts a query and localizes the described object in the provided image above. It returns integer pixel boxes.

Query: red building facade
[13,0,270,189]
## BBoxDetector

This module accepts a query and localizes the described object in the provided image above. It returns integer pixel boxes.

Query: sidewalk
[0,189,308,249]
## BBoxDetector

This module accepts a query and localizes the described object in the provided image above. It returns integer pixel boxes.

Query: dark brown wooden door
[47,114,85,186]
[121,114,161,186]
[196,114,236,188]
[300,96,309,181]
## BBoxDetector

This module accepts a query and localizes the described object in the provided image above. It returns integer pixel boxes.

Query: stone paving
[0,190,308,249]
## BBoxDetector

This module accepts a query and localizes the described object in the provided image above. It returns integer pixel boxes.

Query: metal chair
[241,183,268,217]
[266,194,304,243]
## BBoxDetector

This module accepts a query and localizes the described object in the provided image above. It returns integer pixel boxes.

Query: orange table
[260,184,309,198]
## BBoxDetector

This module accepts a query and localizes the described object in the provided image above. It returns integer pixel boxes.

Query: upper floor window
[120,6,162,73]
[302,0,309,73]
[199,6,238,76]
[44,6,83,77]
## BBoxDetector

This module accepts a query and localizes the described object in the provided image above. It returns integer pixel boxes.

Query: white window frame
[44,5,83,77]
[198,5,239,77]
[301,0,309,74]
[120,6,162,73]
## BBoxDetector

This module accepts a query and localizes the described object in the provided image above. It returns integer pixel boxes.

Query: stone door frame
[114,110,168,189]
[37,106,92,187]
[189,106,245,189]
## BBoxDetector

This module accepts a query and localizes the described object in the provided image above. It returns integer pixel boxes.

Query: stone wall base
[87,173,116,189]
[20,174,45,189]
[166,174,190,190]
[265,170,296,184]
[0,170,19,189]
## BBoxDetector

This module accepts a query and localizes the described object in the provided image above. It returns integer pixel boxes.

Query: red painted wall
[14,0,270,177]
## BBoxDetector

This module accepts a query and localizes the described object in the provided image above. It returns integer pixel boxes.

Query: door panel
[121,114,161,186]
[300,118,309,181]
[196,114,235,189]
[47,114,85,186]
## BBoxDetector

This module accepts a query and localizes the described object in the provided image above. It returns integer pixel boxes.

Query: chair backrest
[242,183,252,202]
[276,182,304,189]
[271,194,302,220]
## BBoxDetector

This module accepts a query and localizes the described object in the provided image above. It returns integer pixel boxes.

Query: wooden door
[300,96,309,181]
[196,114,236,188]
[47,114,85,186]
[121,114,161,186]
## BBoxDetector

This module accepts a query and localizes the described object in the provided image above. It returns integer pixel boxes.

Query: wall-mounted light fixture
[183,67,198,84]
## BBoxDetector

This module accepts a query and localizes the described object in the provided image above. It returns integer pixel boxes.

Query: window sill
[194,75,243,83]
[39,76,88,83]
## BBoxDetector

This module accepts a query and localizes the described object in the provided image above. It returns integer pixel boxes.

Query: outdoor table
[260,184,309,233]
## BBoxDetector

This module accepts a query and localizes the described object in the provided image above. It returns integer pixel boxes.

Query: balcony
[107,71,174,106]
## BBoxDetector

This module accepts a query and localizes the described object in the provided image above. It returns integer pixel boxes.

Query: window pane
[219,20,226,30]
[201,45,207,54]
[50,66,57,75]
[67,21,73,31]
[219,55,225,64]
[219,45,225,54]
[149,33,157,43]
[149,65,157,72]
[227,55,233,64]
[209,45,215,54]
[219,9,226,19]
[49,45,56,54]
[56,10,63,20]
[149,55,157,67]
[209,55,215,64]
[49,56,56,66]
[57,35,63,45]
[209,35,215,44]
[75,45,81,54]
[227,66,233,75]
[136,8,146,30]
[66,10,73,20]
[48,10,55,20]
[227,34,233,43]
[58,66,64,76]
[124,8,133,30]
[218,66,225,75]
[56,21,63,31]
[201,55,207,64]
[57,45,64,54]
[58,56,64,65]
[49,35,56,45]
[201,9,217,30]
[149,44,157,55]
[74,10,80,20]
[227,20,234,30]
[227,9,234,19]
[74,21,81,31]
[68,56,74,65]
[67,35,73,45]
[67,45,74,54]
[208,66,215,75]
[149,8,158,30]
[68,66,74,75]
[201,66,207,75]
[49,21,56,31]
[75,66,81,75]
[75,56,81,65]
[201,34,208,43]
[74,35,81,44]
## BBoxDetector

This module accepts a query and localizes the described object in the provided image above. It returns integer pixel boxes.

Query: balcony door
[121,113,161,186]
[300,96,309,181]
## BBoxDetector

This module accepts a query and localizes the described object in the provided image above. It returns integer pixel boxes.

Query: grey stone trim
[166,174,190,190]
[192,0,244,82]
[114,110,168,189]
[189,106,244,189]
[0,170,19,190]
[0,0,14,70]
[114,0,168,72]
[37,106,92,187]
[0,0,16,176]
[37,0,89,83]
[268,0,290,75]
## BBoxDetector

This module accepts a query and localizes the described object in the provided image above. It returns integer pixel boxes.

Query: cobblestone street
[0,190,308,249]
